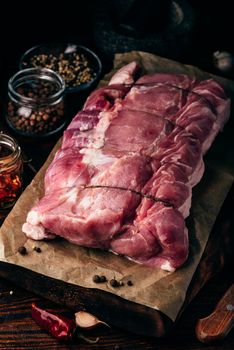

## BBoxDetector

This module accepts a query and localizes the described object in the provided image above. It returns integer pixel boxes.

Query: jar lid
[8,68,65,108]
[0,133,21,168]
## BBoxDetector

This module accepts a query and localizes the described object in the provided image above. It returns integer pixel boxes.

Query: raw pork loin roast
[22,62,230,271]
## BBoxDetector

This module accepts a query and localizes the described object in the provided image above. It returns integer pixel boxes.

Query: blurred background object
[0,0,233,85]
[213,51,234,76]
[93,0,195,59]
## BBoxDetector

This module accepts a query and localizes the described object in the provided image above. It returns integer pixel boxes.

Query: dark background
[0,0,233,80]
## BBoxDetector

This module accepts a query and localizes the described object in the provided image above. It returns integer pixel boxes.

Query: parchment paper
[0,52,233,321]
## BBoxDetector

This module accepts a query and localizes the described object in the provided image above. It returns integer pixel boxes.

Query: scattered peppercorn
[92,275,101,283]
[99,275,107,283]
[93,276,128,287]
[18,246,27,255]
[92,275,108,283]
[33,246,42,253]
[110,279,120,288]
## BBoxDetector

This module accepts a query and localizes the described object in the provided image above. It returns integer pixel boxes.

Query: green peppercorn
[27,52,95,88]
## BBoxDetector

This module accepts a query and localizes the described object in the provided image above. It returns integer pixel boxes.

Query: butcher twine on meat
[22,62,230,272]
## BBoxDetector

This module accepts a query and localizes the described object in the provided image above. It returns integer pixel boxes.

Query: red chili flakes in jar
[0,134,23,209]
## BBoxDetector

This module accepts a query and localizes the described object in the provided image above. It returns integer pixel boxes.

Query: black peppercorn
[33,246,41,253]
[92,275,101,283]
[18,246,27,255]
[127,280,133,286]
[110,279,120,288]
[99,275,107,283]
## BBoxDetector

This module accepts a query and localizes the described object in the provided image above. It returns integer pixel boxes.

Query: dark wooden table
[0,259,233,349]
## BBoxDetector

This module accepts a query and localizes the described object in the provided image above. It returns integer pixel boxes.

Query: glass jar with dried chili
[0,133,23,209]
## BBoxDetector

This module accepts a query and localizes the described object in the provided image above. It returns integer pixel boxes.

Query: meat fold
[111,203,188,272]
[22,63,230,271]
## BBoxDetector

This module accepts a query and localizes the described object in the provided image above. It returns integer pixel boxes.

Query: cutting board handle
[196,283,234,343]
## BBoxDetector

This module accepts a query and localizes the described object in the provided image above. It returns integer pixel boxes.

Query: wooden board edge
[0,261,173,337]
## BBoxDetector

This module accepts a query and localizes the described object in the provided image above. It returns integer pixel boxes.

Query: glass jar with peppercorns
[6,68,66,137]
[0,133,23,209]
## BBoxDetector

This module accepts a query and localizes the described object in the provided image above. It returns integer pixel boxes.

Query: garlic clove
[75,311,110,329]
[213,51,234,73]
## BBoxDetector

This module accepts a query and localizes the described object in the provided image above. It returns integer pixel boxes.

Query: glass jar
[6,68,66,137]
[0,133,23,209]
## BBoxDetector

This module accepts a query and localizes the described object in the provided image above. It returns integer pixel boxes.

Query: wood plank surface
[0,264,233,349]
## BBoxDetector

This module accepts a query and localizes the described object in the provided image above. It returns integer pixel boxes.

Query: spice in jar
[0,133,23,209]
[7,68,65,135]
[24,50,96,88]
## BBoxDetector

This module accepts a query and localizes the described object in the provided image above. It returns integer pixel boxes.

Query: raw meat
[22,62,230,271]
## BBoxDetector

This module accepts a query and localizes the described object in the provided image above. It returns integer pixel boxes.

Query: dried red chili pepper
[31,303,76,341]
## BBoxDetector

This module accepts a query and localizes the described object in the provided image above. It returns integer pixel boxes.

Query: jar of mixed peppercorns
[6,68,66,137]
[0,133,23,209]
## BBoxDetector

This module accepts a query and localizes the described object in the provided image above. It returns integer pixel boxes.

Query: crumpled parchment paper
[0,52,233,321]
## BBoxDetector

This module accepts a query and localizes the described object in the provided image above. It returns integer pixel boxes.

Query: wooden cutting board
[0,184,233,337]
[0,52,233,337]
